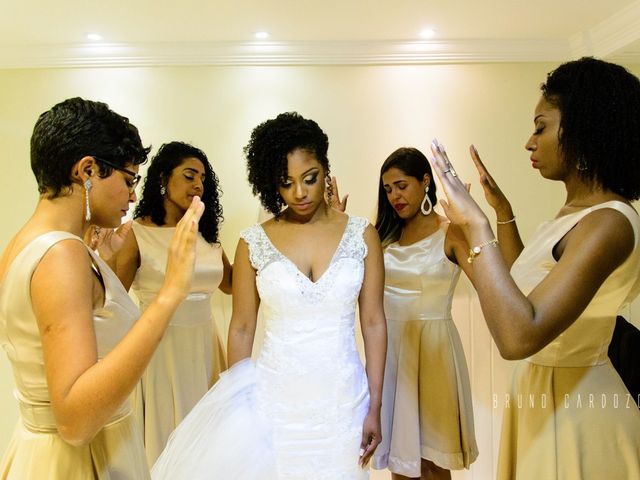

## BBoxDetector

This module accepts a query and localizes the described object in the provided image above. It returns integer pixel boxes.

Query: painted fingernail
[359,448,365,456]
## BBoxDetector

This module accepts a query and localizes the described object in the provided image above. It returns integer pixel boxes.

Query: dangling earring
[160,185,166,195]
[576,156,588,171]
[325,174,333,206]
[420,185,433,216]
[84,179,92,222]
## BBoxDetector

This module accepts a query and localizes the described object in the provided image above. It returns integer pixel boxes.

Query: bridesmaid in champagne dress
[0,98,203,478]
[431,57,640,479]
[370,148,478,480]
[108,141,231,466]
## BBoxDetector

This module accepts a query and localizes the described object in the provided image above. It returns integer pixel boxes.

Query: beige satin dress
[498,201,640,479]
[0,231,149,479]
[130,222,226,467]
[373,226,478,476]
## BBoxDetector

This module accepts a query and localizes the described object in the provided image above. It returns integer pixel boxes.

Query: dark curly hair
[375,147,437,246]
[244,112,330,217]
[541,57,640,200]
[31,97,150,198]
[134,141,223,244]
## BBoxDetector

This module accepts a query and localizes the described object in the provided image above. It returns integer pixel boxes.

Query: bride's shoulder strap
[338,216,369,261]
[239,224,274,271]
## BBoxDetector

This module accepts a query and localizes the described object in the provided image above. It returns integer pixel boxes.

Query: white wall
[1,62,639,478]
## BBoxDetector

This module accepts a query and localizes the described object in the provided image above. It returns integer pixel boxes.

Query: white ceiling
[2,0,640,67]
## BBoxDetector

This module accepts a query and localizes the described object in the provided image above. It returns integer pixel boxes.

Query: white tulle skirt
[151,359,277,479]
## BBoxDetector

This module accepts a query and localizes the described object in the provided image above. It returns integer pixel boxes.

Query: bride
[152,112,387,479]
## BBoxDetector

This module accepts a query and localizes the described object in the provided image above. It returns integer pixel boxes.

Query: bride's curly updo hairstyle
[244,112,330,217]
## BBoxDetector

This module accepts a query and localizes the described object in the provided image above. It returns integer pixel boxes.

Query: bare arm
[32,198,204,446]
[226,239,259,366]
[357,224,387,466]
[470,145,524,267]
[217,249,233,295]
[432,142,634,360]
[444,222,475,285]
[106,225,140,291]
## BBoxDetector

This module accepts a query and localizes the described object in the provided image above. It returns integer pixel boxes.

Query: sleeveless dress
[0,231,149,479]
[130,222,226,467]
[498,201,640,479]
[372,227,478,476]
[152,216,371,480]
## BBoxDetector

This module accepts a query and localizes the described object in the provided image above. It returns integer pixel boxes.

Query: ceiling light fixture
[86,33,103,41]
[254,31,270,40]
[419,29,435,39]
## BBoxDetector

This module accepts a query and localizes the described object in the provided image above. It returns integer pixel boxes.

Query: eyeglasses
[92,156,142,193]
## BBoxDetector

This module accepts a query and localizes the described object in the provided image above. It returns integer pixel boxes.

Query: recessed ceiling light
[419,29,435,39]
[254,31,270,40]
[86,33,103,41]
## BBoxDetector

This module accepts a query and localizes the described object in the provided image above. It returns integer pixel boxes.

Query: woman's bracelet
[467,238,499,263]
[496,216,516,225]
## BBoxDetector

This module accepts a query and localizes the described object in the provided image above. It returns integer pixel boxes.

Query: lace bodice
[239,215,371,479]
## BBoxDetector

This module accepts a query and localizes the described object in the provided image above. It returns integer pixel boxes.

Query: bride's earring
[420,185,432,215]
[325,174,334,206]
[84,178,93,222]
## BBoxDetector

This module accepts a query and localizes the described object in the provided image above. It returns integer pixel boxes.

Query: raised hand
[358,410,381,467]
[469,145,513,219]
[161,196,205,303]
[85,221,134,260]
[327,175,349,212]
[429,139,489,233]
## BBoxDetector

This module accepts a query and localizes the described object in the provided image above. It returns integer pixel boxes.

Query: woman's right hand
[160,196,205,303]
[469,145,513,219]
[327,175,349,212]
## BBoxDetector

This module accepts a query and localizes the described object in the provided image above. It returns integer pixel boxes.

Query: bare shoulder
[562,207,636,267]
[575,207,635,247]
[260,216,278,234]
[31,238,94,297]
[363,222,380,241]
[445,222,468,247]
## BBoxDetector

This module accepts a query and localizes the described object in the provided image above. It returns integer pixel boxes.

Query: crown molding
[0,39,573,69]
[570,0,640,58]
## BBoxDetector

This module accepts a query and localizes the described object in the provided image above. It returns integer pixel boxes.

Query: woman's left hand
[430,139,489,234]
[358,410,381,467]
[86,221,134,260]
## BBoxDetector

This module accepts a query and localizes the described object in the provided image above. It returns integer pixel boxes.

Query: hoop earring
[420,186,433,216]
[160,185,166,196]
[84,179,93,222]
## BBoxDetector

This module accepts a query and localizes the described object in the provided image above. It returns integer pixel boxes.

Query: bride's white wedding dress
[152,216,371,480]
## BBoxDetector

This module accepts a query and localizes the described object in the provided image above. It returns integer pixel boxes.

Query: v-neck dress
[152,216,371,479]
